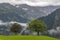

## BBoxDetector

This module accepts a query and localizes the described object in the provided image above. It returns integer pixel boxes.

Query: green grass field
[0,35,59,40]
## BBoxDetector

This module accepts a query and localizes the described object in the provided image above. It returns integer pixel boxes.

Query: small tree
[10,23,22,35]
[28,20,47,35]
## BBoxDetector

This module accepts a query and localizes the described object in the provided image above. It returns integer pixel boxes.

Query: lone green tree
[28,20,47,35]
[10,23,22,35]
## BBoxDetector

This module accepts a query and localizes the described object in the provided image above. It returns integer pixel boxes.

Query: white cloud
[48,27,60,35]
[0,0,60,6]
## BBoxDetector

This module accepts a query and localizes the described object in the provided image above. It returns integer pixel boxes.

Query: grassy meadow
[0,35,59,40]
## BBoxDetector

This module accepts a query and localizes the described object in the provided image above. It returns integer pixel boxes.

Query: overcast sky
[0,0,60,6]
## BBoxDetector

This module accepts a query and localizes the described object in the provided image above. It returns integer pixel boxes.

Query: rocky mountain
[39,8,60,29]
[0,3,60,23]
[16,4,60,20]
[0,3,29,23]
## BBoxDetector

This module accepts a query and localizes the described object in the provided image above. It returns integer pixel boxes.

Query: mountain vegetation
[39,8,60,29]
[0,3,60,23]
[16,4,60,20]
[0,3,29,23]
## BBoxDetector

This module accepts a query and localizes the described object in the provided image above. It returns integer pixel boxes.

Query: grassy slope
[0,35,59,40]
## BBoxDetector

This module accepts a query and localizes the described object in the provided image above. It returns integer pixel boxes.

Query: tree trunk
[37,32,39,35]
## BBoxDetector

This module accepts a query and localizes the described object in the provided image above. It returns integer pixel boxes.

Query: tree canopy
[28,20,47,35]
[10,23,22,34]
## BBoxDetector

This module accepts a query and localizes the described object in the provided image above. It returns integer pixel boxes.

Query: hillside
[16,4,60,20]
[0,3,60,22]
[0,3,29,23]
[39,8,60,29]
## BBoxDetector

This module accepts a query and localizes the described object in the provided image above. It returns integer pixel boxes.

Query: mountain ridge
[16,4,60,20]
[39,8,60,29]
[0,3,29,23]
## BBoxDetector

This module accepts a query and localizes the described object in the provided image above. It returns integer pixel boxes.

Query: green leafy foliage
[10,23,22,34]
[28,20,47,35]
